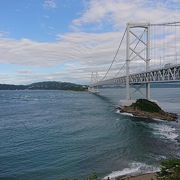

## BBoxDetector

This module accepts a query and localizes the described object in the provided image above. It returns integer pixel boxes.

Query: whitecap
[104,162,160,180]
[115,109,130,116]
[120,112,134,117]
[150,124,178,141]
[152,118,164,122]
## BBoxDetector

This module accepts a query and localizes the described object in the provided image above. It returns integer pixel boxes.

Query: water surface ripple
[0,89,179,179]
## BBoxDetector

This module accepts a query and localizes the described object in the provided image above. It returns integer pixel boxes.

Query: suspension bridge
[89,22,180,105]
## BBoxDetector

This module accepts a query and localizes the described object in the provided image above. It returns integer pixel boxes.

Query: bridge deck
[91,64,180,87]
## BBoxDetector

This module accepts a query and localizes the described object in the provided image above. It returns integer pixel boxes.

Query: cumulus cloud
[0,31,127,83]
[0,0,180,84]
[43,0,57,9]
[0,31,9,38]
[72,0,180,30]
[0,31,125,67]
[0,26,179,84]
[0,69,91,85]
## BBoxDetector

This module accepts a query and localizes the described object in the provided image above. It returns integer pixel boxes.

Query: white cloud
[72,0,180,30]
[0,32,124,67]
[0,31,9,38]
[0,0,180,84]
[0,25,179,84]
[0,31,127,84]
[43,0,57,9]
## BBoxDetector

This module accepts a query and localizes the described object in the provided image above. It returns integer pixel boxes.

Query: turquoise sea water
[0,88,179,179]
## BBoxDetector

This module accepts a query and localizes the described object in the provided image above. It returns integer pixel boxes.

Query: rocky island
[119,99,177,121]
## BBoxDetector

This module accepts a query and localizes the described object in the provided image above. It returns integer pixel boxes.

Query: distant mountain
[0,81,179,91]
[0,84,27,90]
[0,81,88,91]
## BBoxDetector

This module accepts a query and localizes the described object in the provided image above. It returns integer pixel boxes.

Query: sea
[0,88,180,180]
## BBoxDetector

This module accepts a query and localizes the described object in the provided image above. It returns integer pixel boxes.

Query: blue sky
[0,0,179,84]
[0,0,84,41]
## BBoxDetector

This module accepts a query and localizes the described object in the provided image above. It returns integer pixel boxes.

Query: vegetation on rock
[120,99,177,121]
[130,99,162,113]
[157,159,180,180]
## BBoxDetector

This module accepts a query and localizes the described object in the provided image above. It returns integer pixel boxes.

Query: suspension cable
[101,28,127,81]
[114,63,126,77]
[97,21,180,83]
[150,22,180,26]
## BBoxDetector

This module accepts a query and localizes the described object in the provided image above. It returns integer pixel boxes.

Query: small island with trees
[118,99,178,121]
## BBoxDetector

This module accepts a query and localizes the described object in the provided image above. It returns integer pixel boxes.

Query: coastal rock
[119,99,178,121]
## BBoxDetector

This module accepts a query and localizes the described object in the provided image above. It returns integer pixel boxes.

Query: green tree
[157,159,180,180]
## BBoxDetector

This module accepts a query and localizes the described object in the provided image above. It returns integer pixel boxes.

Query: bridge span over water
[89,22,180,104]
[92,64,180,87]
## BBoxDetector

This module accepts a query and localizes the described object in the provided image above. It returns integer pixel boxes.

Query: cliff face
[120,99,177,121]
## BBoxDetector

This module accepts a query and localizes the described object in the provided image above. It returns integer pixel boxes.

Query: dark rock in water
[119,99,178,121]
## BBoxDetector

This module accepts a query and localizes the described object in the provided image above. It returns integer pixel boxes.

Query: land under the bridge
[118,99,177,121]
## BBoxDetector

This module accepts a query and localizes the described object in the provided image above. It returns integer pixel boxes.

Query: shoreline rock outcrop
[118,99,177,121]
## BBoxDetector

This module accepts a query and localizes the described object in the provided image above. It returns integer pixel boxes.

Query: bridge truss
[93,64,180,86]
[90,22,180,100]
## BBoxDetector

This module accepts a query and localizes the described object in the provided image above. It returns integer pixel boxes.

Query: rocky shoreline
[120,172,157,180]
[118,99,177,121]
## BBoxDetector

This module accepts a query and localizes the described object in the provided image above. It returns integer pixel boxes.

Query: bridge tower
[88,72,99,93]
[126,23,150,100]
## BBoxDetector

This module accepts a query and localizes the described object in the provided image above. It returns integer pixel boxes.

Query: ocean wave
[104,162,160,180]
[116,110,134,117]
[152,118,164,122]
[121,112,133,117]
[150,123,178,141]
[116,108,178,141]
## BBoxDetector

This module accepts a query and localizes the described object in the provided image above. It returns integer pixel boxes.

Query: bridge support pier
[146,83,150,100]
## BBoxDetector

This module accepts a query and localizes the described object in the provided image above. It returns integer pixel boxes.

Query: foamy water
[112,100,179,179]
[119,111,134,117]
[150,123,178,141]
[104,162,160,180]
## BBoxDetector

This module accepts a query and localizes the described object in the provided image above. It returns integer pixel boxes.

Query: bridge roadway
[91,64,180,87]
